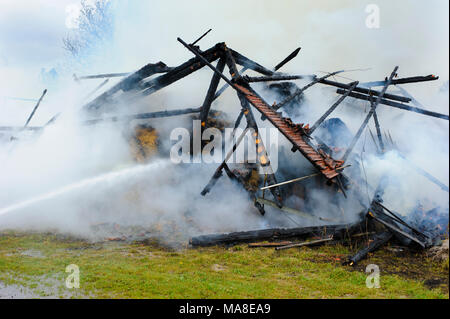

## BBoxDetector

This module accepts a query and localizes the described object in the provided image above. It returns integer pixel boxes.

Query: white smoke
[0,0,448,242]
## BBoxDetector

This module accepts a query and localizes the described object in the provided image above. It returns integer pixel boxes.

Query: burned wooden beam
[273,71,344,111]
[200,57,226,125]
[177,39,239,92]
[74,72,130,81]
[84,62,172,111]
[140,45,223,97]
[336,89,449,120]
[309,81,359,134]
[190,28,212,46]
[367,211,426,248]
[274,47,301,71]
[341,66,399,162]
[222,50,283,207]
[234,82,346,180]
[24,89,47,127]
[346,231,393,266]
[224,45,240,80]
[360,74,439,87]
[373,201,430,238]
[275,236,334,251]
[243,74,307,82]
[321,79,411,103]
[190,222,361,247]
[201,127,250,196]
[83,107,202,125]
[248,241,293,248]
[212,66,248,102]
[229,48,274,76]
[213,47,301,100]
[1,108,202,131]
[235,91,283,207]
[372,108,385,151]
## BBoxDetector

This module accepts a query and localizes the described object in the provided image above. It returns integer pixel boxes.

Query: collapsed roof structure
[2,30,449,264]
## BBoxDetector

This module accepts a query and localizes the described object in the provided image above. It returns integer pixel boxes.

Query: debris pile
[1,30,448,265]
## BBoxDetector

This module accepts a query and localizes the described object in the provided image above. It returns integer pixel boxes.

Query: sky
[0,0,448,124]
[0,1,448,75]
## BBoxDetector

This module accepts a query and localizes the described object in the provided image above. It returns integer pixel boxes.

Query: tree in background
[63,0,114,58]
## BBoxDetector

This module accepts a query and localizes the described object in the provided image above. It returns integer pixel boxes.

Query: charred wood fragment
[83,107,202,125]
[84,62,171,111]
[200,57,226,125]
[274,47,301,71]
[360,74,439,87]
[345,231,393,265]
[320,78,411,103]
[190,222,362,247]
[229,48,274,76]
[275,236,334,251]
[335,90,449,120]
[24,89,47,127]
[140,43,224,97]
[309,81,359,134]
[243,75,307,82]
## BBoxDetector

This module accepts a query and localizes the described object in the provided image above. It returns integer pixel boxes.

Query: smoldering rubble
[0,31,448,265]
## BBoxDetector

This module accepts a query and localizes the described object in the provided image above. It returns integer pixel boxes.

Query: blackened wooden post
[200,57,226,126]
[274,47,301,71]
[372,109,385,151]
[335,89,448,120]
[341,66,399,162]
[24,89,47,127]
[274,70,344,111]
[309,81,359,134]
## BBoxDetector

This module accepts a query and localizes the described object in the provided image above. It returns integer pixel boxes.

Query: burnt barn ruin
[2,29,449,266]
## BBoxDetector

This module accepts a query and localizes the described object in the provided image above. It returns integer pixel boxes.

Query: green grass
[0,231,447,299]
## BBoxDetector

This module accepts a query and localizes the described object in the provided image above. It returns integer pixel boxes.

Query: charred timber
[84,62,171,110]
[0,108,202,131]
[140,44,223,96]
[275,236,333,250]
[368,211,426,248]
[190,28,212,46]
[361,74,439,87]
[83,107,202,125]
[274,47,301,71]
[336,89,449,120]
[200,127,249,196]
[190,222,362,247]
[24,89,47,127]
[75,72,131,80]
[200,57,227,124]
[340,66,399,163]
[243,75,307,82]
[274,71,344,111]
[229,48,274,76]
[346,231,393,265]
[320,79,411,103]
[309,81,359,134]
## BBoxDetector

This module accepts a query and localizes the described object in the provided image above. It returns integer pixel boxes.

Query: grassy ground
[0,231,448,299]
